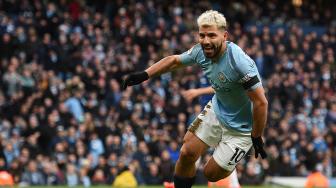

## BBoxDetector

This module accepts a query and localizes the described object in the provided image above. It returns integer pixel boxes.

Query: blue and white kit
[179,41,262,170]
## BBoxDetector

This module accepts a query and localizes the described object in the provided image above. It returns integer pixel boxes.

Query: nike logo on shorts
[227,162,235,166]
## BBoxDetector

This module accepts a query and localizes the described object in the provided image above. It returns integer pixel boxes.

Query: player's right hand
[121,71,149,90]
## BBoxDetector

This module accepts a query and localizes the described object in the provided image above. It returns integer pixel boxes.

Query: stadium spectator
[305,164,330,188]
[20,160,45,186]
[0,170,14,186]
[112,166,138,188]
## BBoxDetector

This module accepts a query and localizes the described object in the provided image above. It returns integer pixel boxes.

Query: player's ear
[223,30,228,39]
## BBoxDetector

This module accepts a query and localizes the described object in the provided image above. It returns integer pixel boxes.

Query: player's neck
[211,42,227,62]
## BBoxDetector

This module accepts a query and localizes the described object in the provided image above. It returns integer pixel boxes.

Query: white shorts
[188,101,252,171]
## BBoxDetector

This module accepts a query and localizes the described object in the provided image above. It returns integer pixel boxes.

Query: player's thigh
[187,101,223,148]
[210,134,252,176]
[180,131,209,161]
[181,101,222,161]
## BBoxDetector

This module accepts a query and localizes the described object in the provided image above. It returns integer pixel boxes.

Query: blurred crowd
[0,0,335,186]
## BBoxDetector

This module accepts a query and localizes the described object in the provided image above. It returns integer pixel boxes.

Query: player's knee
[204,166,231,182]
[204,169,222,182]
[204,171,230,182]
[206,175,223,182]
[179,145,199,162]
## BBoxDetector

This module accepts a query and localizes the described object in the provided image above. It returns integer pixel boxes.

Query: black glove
[121,71,149,90]
[251,136,267,159]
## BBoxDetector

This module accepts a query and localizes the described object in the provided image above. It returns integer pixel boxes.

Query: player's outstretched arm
[122,55,183,90]
[247,86,268,159]
[146,55,183,77]
[181,86,214,102]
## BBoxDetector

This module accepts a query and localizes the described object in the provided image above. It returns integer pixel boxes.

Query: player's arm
[247,86,268,137]
[145,55,184,77]
[121,44,200,90]
[247,85,268,159]
[121,55,184,90]
[181,86,214,102]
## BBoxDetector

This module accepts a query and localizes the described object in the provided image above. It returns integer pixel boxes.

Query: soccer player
[122,10,268,188]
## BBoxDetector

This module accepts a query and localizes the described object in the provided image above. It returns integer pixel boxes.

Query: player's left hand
[251,136,267,159]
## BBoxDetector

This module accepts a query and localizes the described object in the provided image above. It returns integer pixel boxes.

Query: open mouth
[203,46,213,53]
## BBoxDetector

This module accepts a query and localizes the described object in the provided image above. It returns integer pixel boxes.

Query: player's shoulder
[187,43,206,61]
[187,43,202,55]
[227,41,244,56]
[227,41,251,65]
[179,43,205,65]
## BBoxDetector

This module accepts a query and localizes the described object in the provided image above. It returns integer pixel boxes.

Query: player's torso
[198,45,250,108]
[201,54,239,93]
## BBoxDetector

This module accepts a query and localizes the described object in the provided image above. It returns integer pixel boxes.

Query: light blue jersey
[179,41,262,132]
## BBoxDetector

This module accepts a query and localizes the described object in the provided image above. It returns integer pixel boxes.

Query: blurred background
[0,0,335,187]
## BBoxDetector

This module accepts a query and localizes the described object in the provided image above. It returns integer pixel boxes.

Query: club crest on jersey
[218,72,227,83]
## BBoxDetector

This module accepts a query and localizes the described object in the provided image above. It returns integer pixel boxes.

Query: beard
[201,42,223,58]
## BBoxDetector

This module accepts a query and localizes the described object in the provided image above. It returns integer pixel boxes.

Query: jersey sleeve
[178,44,203,66]
[230,45,262,91]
